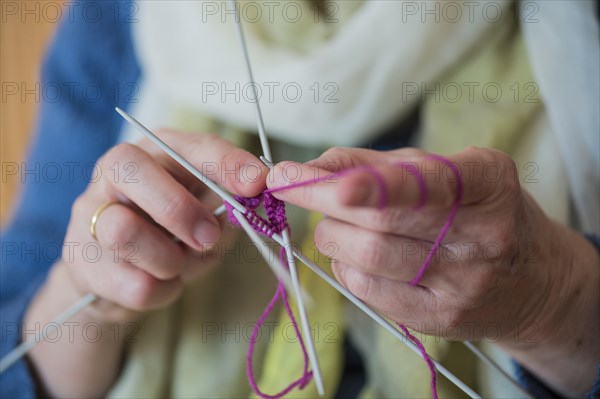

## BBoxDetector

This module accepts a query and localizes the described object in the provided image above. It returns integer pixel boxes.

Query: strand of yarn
[409,155,463,286]
[398,323,438,399]
[225,193,312,399]
[245,248,313,399]
[226,156,463,399]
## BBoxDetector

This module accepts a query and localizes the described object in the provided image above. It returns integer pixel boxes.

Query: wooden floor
[1,9,56,225]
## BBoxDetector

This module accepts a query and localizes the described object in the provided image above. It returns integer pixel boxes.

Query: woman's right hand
[60,130,267,321]
[23,130,268,397]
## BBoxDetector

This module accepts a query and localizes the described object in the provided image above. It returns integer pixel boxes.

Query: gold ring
[90,201,119,242]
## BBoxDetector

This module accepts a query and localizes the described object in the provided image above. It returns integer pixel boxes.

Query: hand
[59,130,267,320]
[24,130,268,397]
[267,146,599,396]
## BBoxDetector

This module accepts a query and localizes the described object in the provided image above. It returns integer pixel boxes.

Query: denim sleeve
[513,233,600,399]
[0,1,140,397]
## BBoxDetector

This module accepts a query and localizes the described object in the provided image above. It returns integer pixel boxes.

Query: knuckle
[193,133,222,158]
[474,269,497,292]
[71,195,88,218]
[147,249,184,280]
[65,265,91,292]
[313,222,330,248]
[222,151,248,185]
[440,308,467,328]
[368,208,402,231]
[154,266,182,281]
[483,148,521,196]
[494,152,520,194]
[487,219,517,254]
[346,269,375,299]
[297,181,315,204]
[103,208,140,246]
[431,294,468,327]
[157,191,194,227]
[502,170,521,199]
[126,273,159,311]
[222,148,246,171]
[200,132,221,143]
[102,143,141,166]
[322,147,344,158]
[393,147,427,159]
[321,147,355,170]
[464,145,492,160]
[465,146,498,174]
[359,233,387,270]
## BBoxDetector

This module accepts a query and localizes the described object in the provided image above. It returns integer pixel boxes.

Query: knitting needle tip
[115,106,127,119]
[260,156,274,169]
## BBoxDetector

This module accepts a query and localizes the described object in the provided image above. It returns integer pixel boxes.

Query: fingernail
[194,219,219,249]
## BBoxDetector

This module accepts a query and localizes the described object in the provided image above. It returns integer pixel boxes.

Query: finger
[444,146,520,205]
[137,136,200,193]
[305,146,425,173]
[326,147,518,208]
[156,129,269,197]
[357,148,514,209]
[101,144,220,251]
[85,260,184,312]
[315,218,452,283]
[268,148,518,224]
[270,162,466,242]
[93,203,189,281]
[266,160,427,229]
[270,157,453,212]
[331,261,436,324]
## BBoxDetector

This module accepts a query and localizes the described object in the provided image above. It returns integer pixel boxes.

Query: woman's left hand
[267,146,599,397]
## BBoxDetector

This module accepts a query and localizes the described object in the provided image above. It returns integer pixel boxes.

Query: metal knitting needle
[259,156,274,169]
[0,293,96,373]
[114,110,480,398]
[0,197,229,374]
[463,341,533,399]
[228,0,271,162]
[228,1,325,395]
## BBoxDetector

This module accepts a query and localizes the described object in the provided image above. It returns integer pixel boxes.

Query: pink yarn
[398,323,438,399]
[225,194,313,399]
[245,248,313,399]
[409,155,463,286]
[226,156,463,399]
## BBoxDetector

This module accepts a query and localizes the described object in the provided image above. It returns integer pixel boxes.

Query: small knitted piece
[225,193,288,237]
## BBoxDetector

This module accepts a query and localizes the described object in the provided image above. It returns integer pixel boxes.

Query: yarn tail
[397,323,438,399]
[245,249,313,399]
